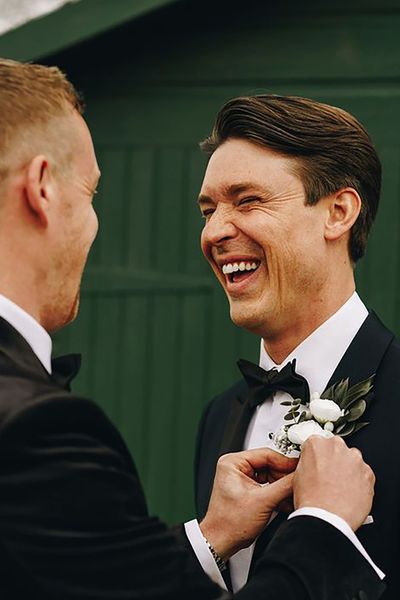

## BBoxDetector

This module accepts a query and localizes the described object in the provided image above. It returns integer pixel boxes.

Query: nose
[201,205,238,247]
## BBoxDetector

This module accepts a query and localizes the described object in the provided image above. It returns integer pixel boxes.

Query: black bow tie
[51,353,82,390]
[237,358,310,408]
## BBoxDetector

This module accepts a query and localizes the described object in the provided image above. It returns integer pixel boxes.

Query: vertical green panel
[89,296,122,424]
[237,327,259,364]
[145,294,180,517]
[118,295,151,478]
[182,148,209,276]
[360,147,400,326]
[154,148,186,272]
[207,289,241,397]
[171,291,212,521]
[95,148,128,267]
[67,295,95,394]
[126,149,156,269]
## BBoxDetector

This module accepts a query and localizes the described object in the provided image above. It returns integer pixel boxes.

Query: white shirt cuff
[184,519,227,590]
[289,507,385,580]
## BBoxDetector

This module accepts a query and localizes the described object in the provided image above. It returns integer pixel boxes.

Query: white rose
[309,398,343,424]
[287,420,333,446]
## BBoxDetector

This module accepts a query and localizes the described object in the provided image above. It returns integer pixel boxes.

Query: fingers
[349,447,362,458]
[219,447,298,476]
[299,434,349,464]
[260,472,294,506]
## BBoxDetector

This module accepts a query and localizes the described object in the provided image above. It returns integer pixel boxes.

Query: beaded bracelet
[203,536,227,572]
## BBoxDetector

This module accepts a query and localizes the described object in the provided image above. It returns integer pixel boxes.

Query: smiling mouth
[221,260,260,283]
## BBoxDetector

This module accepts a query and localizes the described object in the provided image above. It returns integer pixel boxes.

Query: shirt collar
[0,294,52,373]
[259,292,368,395]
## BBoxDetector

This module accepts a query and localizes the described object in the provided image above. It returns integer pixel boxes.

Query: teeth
[222,261,259,275]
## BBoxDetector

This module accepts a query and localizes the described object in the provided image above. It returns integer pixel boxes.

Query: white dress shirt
[187,292,384,591]
[0,294,52,373]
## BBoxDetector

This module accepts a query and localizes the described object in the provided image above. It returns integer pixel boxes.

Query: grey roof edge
[0,0,183,61]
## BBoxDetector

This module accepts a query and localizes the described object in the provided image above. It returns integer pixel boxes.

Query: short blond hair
[0,58,84,181]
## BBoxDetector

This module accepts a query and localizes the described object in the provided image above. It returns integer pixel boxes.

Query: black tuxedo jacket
[196,311,398,598]
[0,316,384,599]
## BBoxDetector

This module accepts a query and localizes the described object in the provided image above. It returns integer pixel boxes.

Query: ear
[324,188,361,242]
[24,155,53,227]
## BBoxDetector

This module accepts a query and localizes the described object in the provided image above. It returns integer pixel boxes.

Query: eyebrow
[198,182,271,206]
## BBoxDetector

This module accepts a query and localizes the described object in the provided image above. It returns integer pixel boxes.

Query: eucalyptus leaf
[321,382,336,401]
[352,421,369,434]
[280,401,293,406]
[347,399,367,422]
[333,415,347,429]
[335,421,349,435]
[298,411,307,423]
[336,377,349,397]
[336,422,355,437]
[321,377,349,408]
[344,391,372,412]
[284,413,295,421]
[341,375,374,410]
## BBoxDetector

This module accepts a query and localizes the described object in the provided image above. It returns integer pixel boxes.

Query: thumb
[260,473,294,509]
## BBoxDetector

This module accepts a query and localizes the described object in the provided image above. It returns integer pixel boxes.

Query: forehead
[200,138,300,197]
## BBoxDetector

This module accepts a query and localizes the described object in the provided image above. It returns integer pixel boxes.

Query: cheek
[82,208,98,246]
[91,210,99,240]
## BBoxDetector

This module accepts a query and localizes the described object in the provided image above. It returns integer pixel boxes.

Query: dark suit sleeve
[0,394,223,600]
[235,517,385,600]
[0,394,386,600]
[175,515,385,600]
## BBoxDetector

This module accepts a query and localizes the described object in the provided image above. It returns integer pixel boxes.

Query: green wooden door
[49,0,400,523]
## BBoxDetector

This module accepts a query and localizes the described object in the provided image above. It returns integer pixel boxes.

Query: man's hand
[293,435,375,531]
[200,448,297,560]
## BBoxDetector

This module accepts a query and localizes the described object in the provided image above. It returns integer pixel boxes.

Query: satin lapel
[323,311,394,391]
[219,392,254,456]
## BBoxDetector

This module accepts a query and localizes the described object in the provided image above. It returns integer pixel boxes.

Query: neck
[262,285,356,364]
[0,283,41,325]
[0,248,43,327]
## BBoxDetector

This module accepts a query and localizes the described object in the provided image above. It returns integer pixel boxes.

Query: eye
[238,196,259,207]
[201,208,215,220]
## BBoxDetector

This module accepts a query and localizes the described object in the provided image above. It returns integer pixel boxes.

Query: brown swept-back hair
[200,95,381,262]
[0,58,84,181]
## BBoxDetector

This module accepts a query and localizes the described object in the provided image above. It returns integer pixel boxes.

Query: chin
[67,294,80,324]
[230,306,263,335]
[55,294,80,331]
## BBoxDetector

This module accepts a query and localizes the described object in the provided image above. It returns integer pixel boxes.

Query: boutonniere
[269,374,375,456]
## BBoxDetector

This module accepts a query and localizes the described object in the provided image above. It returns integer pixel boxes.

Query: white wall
[0,0,80,35]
